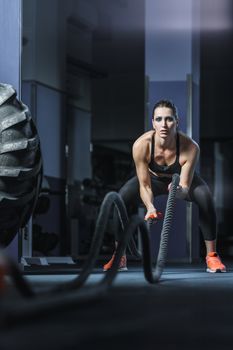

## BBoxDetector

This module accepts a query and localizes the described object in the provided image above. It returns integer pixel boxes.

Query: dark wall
[200,0,233,139]
[200,0,233,252]
[91,0,145,143]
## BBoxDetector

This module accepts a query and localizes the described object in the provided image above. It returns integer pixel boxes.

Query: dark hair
[152,99,178,119]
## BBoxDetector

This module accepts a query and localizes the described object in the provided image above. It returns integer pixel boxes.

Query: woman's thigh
[119,175,169,209]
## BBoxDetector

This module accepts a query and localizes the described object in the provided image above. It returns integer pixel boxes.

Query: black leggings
[117,172,216,241]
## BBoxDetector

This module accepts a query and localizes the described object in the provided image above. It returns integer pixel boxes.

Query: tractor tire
[0,83,42,246]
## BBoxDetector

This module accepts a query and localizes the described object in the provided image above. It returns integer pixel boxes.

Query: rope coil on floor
[102,173,180,285]
[0,174,179,326]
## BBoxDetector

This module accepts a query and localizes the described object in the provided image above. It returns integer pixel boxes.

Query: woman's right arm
[132,141,157,219]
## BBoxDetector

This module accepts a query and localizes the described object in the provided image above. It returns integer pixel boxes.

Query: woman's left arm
[175,142,200,199]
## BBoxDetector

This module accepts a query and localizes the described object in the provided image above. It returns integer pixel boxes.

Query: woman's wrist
[147,204,155,212]
[176,186,189,199]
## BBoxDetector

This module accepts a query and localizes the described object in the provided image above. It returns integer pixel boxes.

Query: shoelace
[208,257,222,266]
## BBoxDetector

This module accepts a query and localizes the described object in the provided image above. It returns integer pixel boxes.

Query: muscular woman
[103,99,226,273]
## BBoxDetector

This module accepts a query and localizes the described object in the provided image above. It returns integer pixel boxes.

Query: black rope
[0,192,129,326]
[0,174,179,326]
[0,250,35,298]
[48,191,129,293]
[152,173,180,281]
[102,173,180,285]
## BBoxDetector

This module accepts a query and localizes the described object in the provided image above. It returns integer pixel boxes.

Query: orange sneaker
[103,254,127,272]
[206,252,226,273]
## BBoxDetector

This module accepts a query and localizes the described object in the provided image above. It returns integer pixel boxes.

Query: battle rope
[0,174,179,326]
[101,173,180,285]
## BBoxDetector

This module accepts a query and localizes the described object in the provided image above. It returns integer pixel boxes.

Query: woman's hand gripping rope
[144,211,163,226]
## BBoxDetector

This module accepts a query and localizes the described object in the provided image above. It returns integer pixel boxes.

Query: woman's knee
[189,174,213,205]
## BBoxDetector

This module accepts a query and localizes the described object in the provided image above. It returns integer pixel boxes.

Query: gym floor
[1,261,233,350]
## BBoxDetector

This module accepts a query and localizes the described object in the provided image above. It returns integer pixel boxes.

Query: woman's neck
[154,131,177,150]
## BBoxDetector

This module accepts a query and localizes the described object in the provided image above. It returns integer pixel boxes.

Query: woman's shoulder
[179,131,199,147]
[178,131,200,154]
[132,130,154,161]
[133,130,154,148]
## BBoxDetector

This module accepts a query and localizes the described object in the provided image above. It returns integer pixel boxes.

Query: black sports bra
[148,132,182,176]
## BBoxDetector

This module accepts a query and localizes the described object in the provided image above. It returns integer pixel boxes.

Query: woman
[104,99,226,273]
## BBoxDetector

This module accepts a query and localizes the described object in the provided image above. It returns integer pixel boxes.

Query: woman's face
[152,107,178,139]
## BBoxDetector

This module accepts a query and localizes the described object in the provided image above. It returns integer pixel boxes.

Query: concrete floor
[1,263,233,350]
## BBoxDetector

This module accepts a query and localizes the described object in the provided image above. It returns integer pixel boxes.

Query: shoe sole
[103,267,128,272]
[118,267,128,272]
[206,268,226,273]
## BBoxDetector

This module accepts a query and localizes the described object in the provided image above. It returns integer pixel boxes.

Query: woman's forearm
[139,185,155,211]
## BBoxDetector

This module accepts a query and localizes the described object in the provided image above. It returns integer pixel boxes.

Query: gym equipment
[0,174,179,325]
[0,83,42,246]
